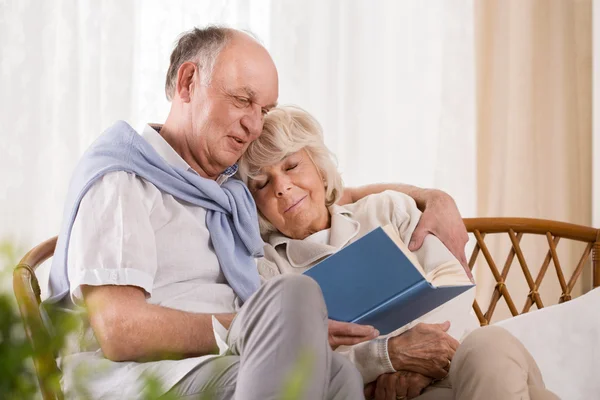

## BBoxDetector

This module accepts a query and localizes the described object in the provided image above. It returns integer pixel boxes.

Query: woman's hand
[364,370,433,400]
[328,319,379,349]
[387,321,459,379]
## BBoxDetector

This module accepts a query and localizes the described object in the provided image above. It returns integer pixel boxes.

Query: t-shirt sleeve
[67,171,157,304]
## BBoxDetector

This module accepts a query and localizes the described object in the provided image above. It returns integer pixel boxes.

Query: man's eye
[236,97,251,106]
[261,108,269,116]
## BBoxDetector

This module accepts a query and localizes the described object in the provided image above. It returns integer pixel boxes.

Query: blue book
[303,225,475,335]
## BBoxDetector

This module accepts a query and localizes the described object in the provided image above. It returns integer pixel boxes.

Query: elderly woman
[237,106,559,400]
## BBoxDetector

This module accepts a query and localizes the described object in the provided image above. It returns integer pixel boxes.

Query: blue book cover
[303,226,474,335]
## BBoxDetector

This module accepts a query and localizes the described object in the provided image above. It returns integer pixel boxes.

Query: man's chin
[217,152,242,170]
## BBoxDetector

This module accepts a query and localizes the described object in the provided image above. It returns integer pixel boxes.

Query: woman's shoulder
[334,191,421,238]
[258,242,307,279]
[257,244,284,280]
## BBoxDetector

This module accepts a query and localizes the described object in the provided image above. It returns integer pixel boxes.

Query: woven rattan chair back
[464,218,600,326]
[13,236,62,400]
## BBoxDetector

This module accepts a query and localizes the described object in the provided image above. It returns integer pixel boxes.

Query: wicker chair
[13,236,61,400]
[464,218,600,325]
[13,218,600,399]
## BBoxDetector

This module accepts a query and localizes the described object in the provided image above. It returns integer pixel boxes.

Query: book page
[381,224,471,287]
[381,224,427,278]
[426,261,473,287]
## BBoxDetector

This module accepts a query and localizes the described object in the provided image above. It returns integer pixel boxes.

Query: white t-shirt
[61,124,241,398]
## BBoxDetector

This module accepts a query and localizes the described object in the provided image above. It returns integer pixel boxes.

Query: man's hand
[408,189,472,280]
[339,184,471,280]
[364,370,433,400]
[328,319,379,349]
[387,321,458,380]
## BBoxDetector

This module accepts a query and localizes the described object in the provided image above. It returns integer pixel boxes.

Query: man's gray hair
[164,26,232,101]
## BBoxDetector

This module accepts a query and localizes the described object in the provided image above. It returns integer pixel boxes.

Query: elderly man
[48,27,470,399]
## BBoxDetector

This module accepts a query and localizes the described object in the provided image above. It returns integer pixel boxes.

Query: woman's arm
[335,338,395,384]
[336,321,458,386]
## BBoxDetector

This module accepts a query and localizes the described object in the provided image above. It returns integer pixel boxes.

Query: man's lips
[227,135,246,150]
[284,195,307,213]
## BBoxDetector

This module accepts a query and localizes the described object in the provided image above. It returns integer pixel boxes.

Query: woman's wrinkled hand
[387,321,459,379]
[364,370,433,400]
[328,319,379,350]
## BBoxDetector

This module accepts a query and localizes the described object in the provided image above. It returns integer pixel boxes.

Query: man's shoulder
[86,170,143,189]
[341,190,418,215]
[82,171,161,204]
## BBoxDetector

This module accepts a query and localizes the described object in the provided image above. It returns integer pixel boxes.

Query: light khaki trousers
[169,276,559,400]
[166,274,364,400]
[416,326,560,400]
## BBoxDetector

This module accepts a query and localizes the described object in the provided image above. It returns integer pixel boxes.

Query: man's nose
[240,104,264,139]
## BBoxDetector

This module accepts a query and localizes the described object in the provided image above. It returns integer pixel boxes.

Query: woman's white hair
[237,105,343,237]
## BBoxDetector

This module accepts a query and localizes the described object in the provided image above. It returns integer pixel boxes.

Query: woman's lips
[284,195,307,213]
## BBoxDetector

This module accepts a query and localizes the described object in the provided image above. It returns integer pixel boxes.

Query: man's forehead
[213,39,279,104]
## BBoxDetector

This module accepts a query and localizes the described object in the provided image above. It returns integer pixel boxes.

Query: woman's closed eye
[286,163,298,171]
[255,179,269,190]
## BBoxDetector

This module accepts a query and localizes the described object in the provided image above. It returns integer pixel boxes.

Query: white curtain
[475,0,593,321]
[0,0,476,296]
[270,0,475,211]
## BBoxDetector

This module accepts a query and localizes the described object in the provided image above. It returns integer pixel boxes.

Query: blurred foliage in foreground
[0,240,311,399]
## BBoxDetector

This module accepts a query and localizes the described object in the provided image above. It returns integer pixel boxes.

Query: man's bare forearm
[102,302,235,361]
[340,183,431,210]
[83,285,235,362]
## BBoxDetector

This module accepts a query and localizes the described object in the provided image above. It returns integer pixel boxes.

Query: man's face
[186,35,279,178]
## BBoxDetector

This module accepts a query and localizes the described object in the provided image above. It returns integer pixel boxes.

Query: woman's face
[248,149,330,239]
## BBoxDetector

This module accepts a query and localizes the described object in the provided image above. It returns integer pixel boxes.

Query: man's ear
[176,62,198,103]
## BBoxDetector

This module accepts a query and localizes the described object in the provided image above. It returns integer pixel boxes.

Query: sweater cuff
[349,337,397,384]
[381,336,396,373]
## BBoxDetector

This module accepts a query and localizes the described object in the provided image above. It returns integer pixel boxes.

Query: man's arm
[82,285,235,362]
[340,183,470,271]
[83,285,377,362]
[339,183,429,210]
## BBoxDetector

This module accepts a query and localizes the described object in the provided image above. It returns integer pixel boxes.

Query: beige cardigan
[258,190,478,383]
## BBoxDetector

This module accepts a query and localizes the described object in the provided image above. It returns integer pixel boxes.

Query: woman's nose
[276,186,291,197]
[274,177,292,197]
